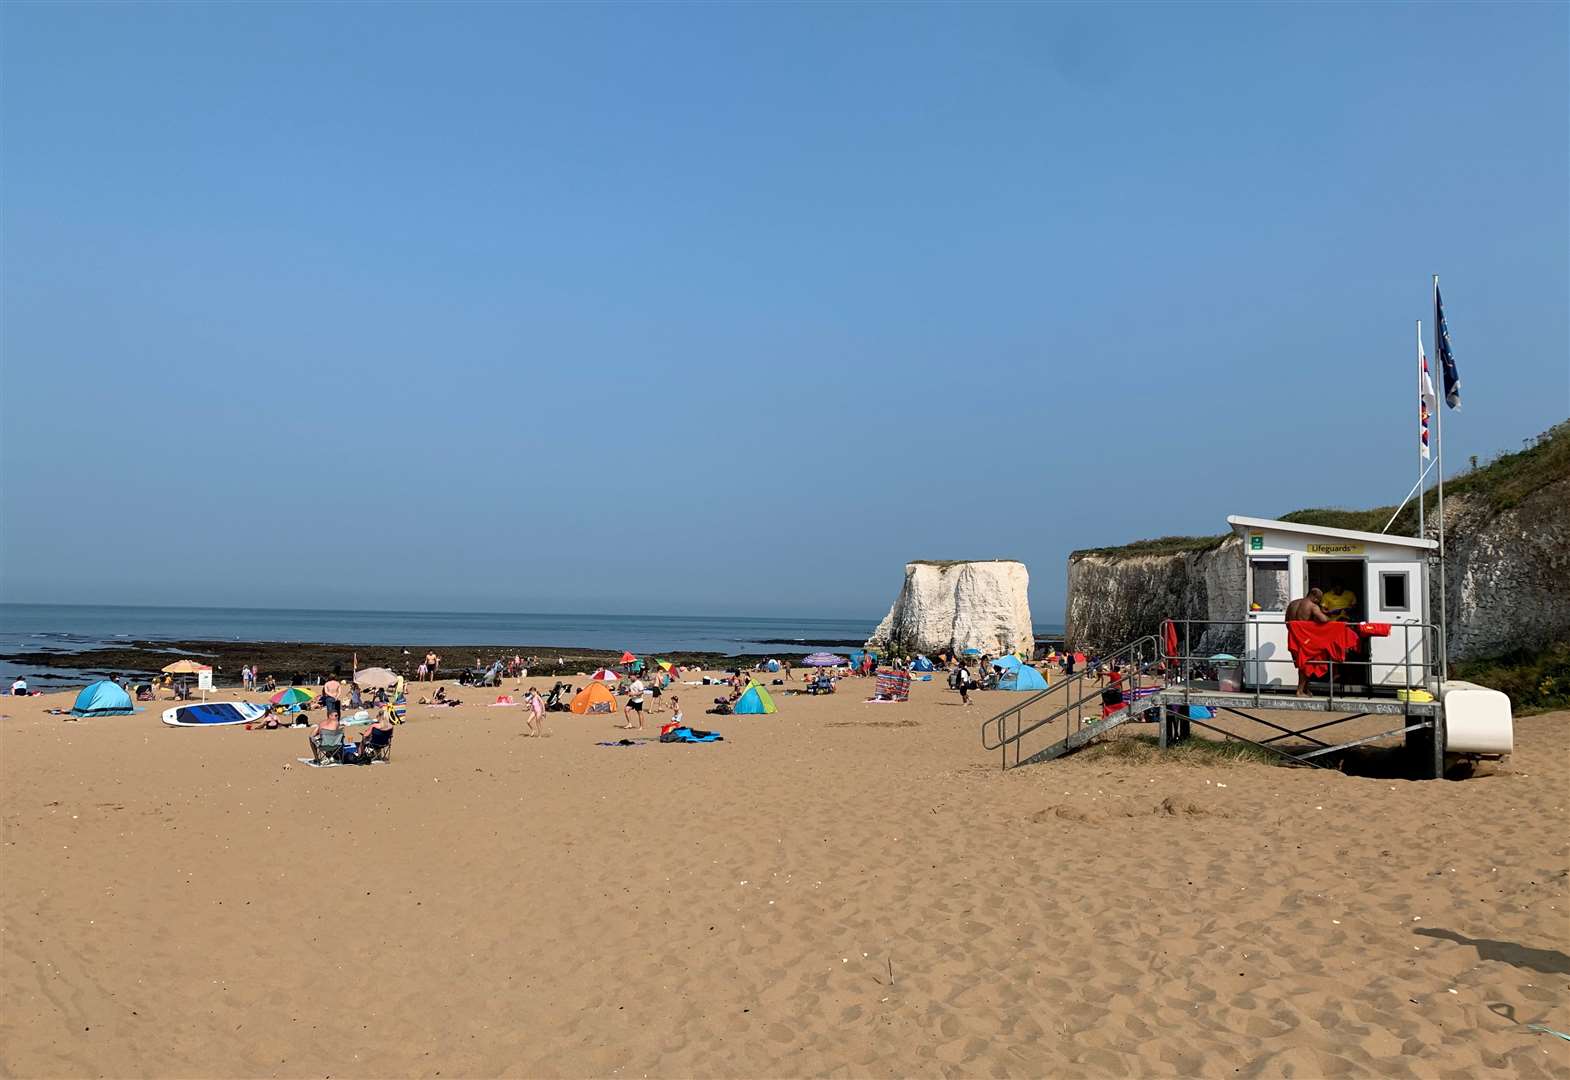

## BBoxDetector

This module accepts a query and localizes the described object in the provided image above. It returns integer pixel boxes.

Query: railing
[981,635,1162,768]
[1161,616,1442,718]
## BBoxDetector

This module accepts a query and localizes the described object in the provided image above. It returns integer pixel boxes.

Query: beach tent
[733,682,777,715]
[71,680,134,717]
[991,655,1023,672]
[911,656,935,672]
[570,683,618,715]
[590,668,620,682]
[962,648,981,656]
[765,659,781,672]
[996,663,1048,692]
[849,650,878,669]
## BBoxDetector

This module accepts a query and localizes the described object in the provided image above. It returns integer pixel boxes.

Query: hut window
[1380,571,1410,612]
[1250,558,1290,612]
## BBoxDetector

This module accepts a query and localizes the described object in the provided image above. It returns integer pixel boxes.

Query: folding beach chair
[312,727,346,765]
[360,726,394,763]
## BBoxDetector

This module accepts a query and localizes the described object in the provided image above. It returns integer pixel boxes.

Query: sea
[0,604,1066,685]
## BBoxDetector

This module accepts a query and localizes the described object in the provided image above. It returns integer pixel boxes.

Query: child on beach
[523,687,547,737]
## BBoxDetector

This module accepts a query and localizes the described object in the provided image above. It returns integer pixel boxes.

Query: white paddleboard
[162,701,268,727]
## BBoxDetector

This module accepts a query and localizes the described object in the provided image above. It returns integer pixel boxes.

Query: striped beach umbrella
[270,686,316,706]
[801,652,847,667]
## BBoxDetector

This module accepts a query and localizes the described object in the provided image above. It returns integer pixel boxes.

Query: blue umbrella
[962,648,982,656]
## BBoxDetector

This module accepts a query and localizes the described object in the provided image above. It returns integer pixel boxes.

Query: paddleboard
[162,701,268,727]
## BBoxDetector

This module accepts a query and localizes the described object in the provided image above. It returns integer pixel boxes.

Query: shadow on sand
[1415,927,1570,975]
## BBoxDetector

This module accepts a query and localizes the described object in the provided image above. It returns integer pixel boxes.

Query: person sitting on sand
[11,676,27,696]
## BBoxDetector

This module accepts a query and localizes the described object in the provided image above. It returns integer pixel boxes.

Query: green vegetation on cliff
[1074,421,1569,558]
[1071,535,1229,558]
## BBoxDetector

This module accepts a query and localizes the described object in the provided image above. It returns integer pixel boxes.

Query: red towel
[1162,619,1179,660]
[1286,621,1364,678]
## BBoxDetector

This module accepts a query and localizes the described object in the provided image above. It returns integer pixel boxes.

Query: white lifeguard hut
[1228,515,1436,691]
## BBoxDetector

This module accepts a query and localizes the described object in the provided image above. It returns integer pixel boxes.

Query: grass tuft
[1077,733,1279,767]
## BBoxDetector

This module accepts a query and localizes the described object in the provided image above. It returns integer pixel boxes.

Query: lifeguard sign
[1228,515,1437,690]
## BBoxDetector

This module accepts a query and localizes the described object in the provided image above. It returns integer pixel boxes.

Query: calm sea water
[0,603,1065,685]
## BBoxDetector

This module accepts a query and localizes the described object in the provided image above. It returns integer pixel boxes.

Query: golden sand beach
[2,674,1566,1077]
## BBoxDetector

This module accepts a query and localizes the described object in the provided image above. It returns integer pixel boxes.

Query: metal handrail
[980,635,1162,766]
[979,634,1155,749]
[1160,616,1442,712]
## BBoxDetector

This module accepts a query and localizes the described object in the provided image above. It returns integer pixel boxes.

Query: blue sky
[2,2,1566,622]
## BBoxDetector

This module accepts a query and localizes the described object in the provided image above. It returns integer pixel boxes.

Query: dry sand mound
[3,679,1567,1077]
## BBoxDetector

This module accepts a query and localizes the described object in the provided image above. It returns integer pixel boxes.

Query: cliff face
[1066,538,1244,654]
[866,561,1033,657]
[1438,476,1570,659]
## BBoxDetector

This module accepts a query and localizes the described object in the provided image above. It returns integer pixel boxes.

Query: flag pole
[1433,275,1448,682]
[1416,319,1425,544]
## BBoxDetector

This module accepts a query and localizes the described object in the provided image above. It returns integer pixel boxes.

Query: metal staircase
[980,635,1162,769]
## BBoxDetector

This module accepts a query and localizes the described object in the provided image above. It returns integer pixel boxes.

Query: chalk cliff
[1437,475,1570,660]
[1065,422,1570,663]
[866,561,1033,657]
[1066,538,1244,655]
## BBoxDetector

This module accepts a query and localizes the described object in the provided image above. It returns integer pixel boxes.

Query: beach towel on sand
[1286,621,1390,678]
[659,726,723,743]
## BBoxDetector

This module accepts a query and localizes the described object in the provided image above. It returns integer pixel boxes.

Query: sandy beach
[2,673,1566,1078]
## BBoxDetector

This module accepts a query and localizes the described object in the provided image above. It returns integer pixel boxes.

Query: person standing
[623,675,646,731]
[523,687,547,737]
[321,675,343,726]
[954,663,971,706]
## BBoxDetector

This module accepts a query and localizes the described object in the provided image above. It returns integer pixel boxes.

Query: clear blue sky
[2,2,1566,622]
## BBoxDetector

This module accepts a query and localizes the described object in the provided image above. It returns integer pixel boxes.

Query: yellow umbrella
[656,659,673,671]
[161,659,213,674]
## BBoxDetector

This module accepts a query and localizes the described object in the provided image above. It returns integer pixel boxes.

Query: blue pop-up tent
[993,657,1048,692]
[849,649,878,669]
[734,682,777,715]
[71,680,134,717]
[911,656,935,672]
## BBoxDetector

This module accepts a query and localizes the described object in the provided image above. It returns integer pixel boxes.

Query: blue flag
[1435,284,1462,409]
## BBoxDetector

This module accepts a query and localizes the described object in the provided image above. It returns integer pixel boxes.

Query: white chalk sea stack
[866,560,1033,657]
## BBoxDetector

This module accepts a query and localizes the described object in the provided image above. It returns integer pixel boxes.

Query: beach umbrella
[590,668,620,682]
[354,667,398,689]
[655,659,672,671]
[271,686,316,706]
[162,659,213,674]
[802,652,847,667]
[619,651,637,663]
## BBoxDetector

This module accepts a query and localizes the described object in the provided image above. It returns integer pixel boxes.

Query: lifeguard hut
[1227,515,1434,691]
[980,514,1514,779]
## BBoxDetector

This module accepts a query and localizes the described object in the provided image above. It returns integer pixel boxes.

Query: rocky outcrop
[866,561,1033,657]
[1436,476,1570,660]
[1066,538,1244,655]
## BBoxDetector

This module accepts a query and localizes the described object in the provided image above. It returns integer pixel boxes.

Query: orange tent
[569,682,618,715]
